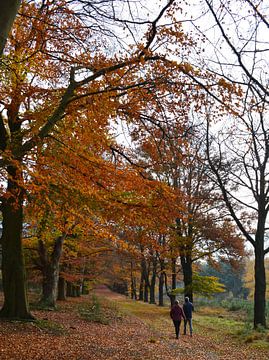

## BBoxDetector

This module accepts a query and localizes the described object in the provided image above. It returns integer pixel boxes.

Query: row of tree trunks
[57,278,85,300]
[133,253,179,307]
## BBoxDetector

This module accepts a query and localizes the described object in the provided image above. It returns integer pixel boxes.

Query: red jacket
[170,304,186,321]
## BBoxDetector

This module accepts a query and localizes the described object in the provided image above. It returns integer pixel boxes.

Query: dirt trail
[93,285,269,360]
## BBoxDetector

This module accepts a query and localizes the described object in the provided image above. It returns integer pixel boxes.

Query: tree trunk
[40,268,59,307]
[82,280,89,295]
[75,284,81,297]
[66,281,73,297]
[0,0,21,55]
[38,235,65,308]
[57,276,66,301]
[141,257,150,303]
[157,253,165,306]
[158,271,164,306]
[0,165,33,319]
[170,257,176,306]
[130,261,137,300]
[254,242,266,328]
[181,255,193,303]
[149,256,157,304]
[139,275,144,301]
[143,282,149,302]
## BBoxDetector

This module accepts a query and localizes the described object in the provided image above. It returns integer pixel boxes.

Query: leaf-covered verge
[0,287,268,360]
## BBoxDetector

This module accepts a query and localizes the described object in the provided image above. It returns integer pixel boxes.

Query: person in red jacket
[170,300,186,339]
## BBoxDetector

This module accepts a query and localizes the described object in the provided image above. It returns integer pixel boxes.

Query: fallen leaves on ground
[0,288,268,360]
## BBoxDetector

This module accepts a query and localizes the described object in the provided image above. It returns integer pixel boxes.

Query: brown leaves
[1,289,267,360]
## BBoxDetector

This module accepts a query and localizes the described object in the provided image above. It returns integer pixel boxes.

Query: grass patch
[33,319,66,335]
[78,295,123,325]
[115,299,170,331]
[195,303,269,349]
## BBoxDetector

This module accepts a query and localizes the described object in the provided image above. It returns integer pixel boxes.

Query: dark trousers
[172,320,181,338]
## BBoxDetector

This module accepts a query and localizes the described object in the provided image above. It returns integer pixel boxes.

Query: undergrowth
[78,295,123,325]
[33,319,66,335]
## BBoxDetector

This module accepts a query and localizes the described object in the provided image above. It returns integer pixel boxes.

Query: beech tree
[181,0,269,327]
[129,114,245,303]
[0,0,192,319]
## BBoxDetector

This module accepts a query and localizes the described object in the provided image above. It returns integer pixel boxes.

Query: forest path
[0,287,268,359]
[93,285,268,360]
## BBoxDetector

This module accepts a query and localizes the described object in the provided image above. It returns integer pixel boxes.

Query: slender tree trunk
[149,256,157,304]
[131,277,137,300]
[254,241,266,328]
[141,257,150,303]
[169,257,176,306]
[130,261,137,300]
[181,255,193,303]
[158,257,165,306]
[0,165,33,319]
[82,280,89,295]
[158,271,164,306]
[139,274,144,301]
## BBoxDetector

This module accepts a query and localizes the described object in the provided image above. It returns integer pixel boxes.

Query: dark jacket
[170,304,186,321]
[183,300,194,319]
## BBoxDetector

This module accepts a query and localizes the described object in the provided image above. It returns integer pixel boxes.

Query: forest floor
[0,286,268,359]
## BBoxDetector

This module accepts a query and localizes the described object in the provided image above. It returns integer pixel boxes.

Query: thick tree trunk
[0,166,33,319]
[40,268,59,307]
[254,242,266,328]
[0,0,21,55]
[38,235,65,307]
[66,281,73,297]
[181,255,193,303]
[57,276,66,301]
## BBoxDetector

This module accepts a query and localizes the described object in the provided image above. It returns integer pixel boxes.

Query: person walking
[183,296,194,336]
[170,300,186,339]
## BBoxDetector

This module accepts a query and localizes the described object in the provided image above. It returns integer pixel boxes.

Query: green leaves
[170,272,225,298]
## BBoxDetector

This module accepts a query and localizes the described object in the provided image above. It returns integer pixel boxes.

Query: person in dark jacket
[183,296,194,336]
[170,300,186,339]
